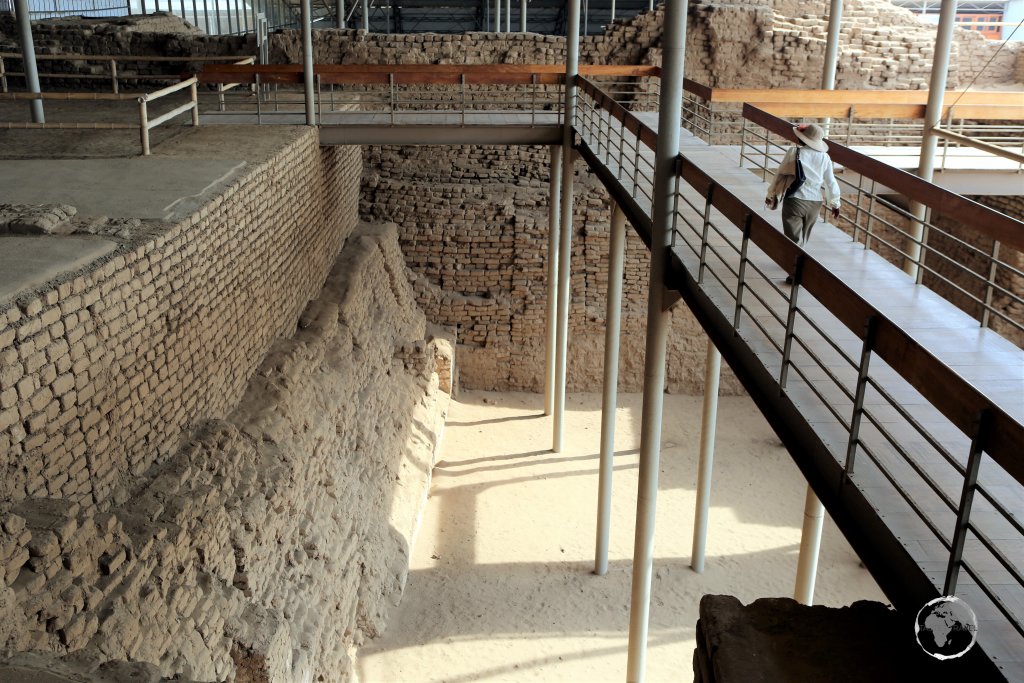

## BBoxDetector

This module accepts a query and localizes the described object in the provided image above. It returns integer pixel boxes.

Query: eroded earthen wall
[0,130,451,680]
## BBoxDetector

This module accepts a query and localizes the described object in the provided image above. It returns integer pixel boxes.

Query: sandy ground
[357,390,887,683]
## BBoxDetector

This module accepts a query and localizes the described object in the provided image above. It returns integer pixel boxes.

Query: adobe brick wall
[929,195,1024,347]
[0,128,359,508]
[0,124,450,679]
[0,222,450,681]
[360,143,742,394]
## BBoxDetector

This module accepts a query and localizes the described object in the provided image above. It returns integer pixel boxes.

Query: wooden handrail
[0,52,257,63]
[705,86,1024,106]
[742,103,1024,252]
[681,155,1024,481]
[577,77,1024,483]
[196,63,661,86]
[747,102,1024,121]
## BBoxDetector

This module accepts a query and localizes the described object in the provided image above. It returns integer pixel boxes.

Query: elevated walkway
[576,87,1024,679]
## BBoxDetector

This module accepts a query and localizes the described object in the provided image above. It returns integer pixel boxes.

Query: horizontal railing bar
[932,126,1024,165]
[145,100,196,129]
[0,52,255,62]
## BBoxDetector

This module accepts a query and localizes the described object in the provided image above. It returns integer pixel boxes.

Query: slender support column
[551,0,581,453]
[648,0,653,11]
[520,0,526,31]
[301,0,315,124]
[362,0,369,30]
[820,0,843,130]
[494,0,501,31]
[610,0,616,22]
[822,0,842,91]
[787,0,844,593]
[794,487,826,605]
[690,340,721,574]
[544,146,562,417]
[337,0,345,27]
[505,0,510,32]
[595,203,627,576]
[906,0,957,279]
[626,0,688,679]
[13,0,44,123]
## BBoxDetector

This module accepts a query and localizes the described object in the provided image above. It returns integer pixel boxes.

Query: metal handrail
[574,74,1024,652]
[739,105,1024,338]
[0,53,257,94]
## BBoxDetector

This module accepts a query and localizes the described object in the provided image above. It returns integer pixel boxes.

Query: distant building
[890,0,1024,41]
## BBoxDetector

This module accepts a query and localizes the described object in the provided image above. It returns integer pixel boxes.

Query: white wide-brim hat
[793,124,829,152]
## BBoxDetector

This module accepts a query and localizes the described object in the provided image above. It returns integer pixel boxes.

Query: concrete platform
[0,235,118,304]
[0,158,247,222]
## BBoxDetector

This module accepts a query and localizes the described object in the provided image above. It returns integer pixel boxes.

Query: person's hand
[831,207,840,220]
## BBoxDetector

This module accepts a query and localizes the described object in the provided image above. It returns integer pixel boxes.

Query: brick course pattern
[0,129,358,508]
[0,215,450,680]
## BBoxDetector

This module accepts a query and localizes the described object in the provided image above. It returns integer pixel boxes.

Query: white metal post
[505,0,511,31]
[690,340,721,574]
[595,202,627,576]
[791,0,844,595]
[545,146,562,417]
[906,0,957,278]
[794,487,826,604]
[822,0,842,92]
[520,0,526,31]
[611,0,616,22]
[337,0,345,27]
[626,0,688,679]
[13,0,44,123]
[552,0,581,453]
[362,0,369,30]
[301,0,315,124]
[495,0,501,31]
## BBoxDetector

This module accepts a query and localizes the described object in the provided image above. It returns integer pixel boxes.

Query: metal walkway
[575,88,1024,679]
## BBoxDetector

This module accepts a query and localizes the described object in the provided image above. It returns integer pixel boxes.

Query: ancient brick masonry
[1,204,451,678]
[360,144,739,394]
[0,129,359,508]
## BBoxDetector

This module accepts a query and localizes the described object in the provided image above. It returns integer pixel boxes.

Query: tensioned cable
[946,16,1023,111]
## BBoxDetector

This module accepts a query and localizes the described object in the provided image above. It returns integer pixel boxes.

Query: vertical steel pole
[301,0,315,124]
[906,0,957,279]
[690,340,721,574]
[552,0,581,453]
[495,0,501,31]
[337,0,344,27]
[626,0,687,679]
[794,487,826,605]
[610,0,615,22]
[545,145,562,417]
[595,202,627,576]
[505,0,510,31]
[520,0,526,31]
[820,0,843,131]
[362,0,369,30]
[13,0,44,123]
[791,0,845,596]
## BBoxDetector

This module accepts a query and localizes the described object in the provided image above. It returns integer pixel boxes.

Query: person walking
[765,123,842,252]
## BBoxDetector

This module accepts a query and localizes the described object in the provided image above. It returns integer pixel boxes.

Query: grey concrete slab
[0,158,247,222]
[0,235,117,304]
